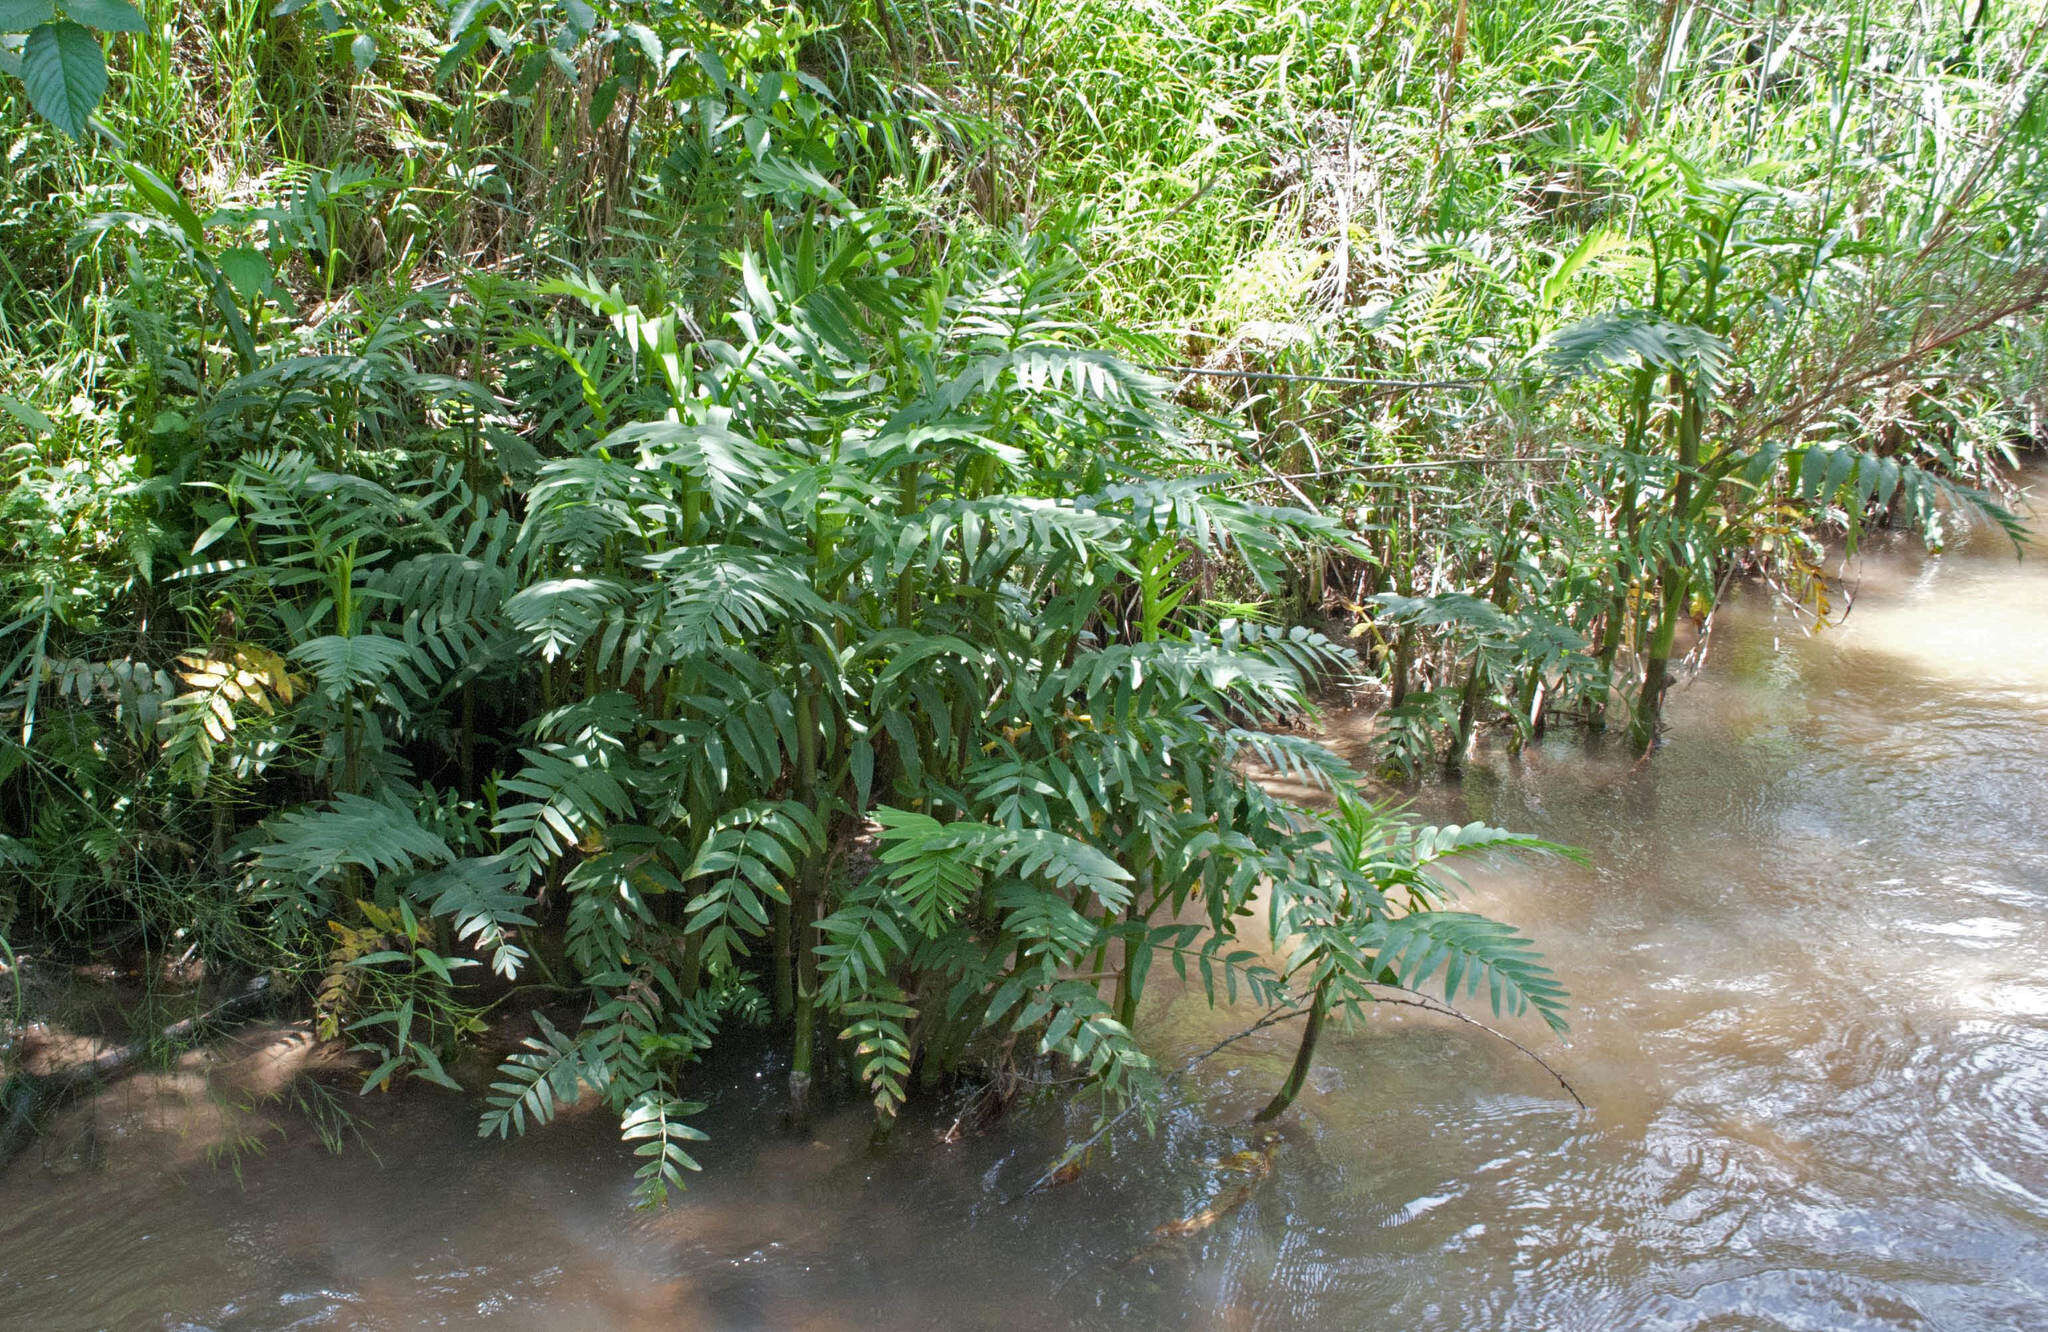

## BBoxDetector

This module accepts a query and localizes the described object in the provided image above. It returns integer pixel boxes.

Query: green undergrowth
[0,0,2041,1202]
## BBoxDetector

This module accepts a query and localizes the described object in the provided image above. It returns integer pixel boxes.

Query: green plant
[6,0,2044,1218]
[1,0,145,139]
[1253,793,1578,1122]
[192,192,1572,1204]
[1540,135,2030,748]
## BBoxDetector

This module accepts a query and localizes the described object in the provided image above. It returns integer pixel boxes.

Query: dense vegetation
[2,0,2040,1202]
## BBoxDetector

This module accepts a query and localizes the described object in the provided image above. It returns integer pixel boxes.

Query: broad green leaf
[215,245,272,300]
[506,45,545,96]
[189,514,237,555]
[1539,225,1627,309]
[21,20,105,139]
[63,0,142,31]
[349,30,375,70]
[119,159,205,245]
[619,20,658,67]
[0,395,54,434]
[0,0,55,32]
[590,72,619,125]
[445,0,495,38]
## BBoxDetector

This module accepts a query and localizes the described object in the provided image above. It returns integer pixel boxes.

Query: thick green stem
[1452,653,1486,763]
[1256,978,1330,1122]
[1633,370,1700,753]
[1593,589,1628,732]
[920,992,984,1089]
[771,899,794,1022]
[1113,969,1139,1031]
[1451,507,1522,768]
[893,462,920,628]
[788,988,815,1130]
[1598,375,1651,732]
[917,1011,952,1091]
[1113,861,1152,1029]
[1391,628,1415,710]
[1388,492,1419,708]
[1632,572,1686,752]
[1512,670,1545,753]
[458,681,476,793]
[788,678,825,1121]
[679,931,703,1000]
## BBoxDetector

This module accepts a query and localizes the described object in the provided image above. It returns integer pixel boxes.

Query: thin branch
[1679,561,1745,678]
[1224,455,1581,489]
[1,974,275,1167]
[1363,984,1588,1111]
[1253,456,1327,513]
[1010,979,1589,1204]
[1149,364,1493,390]
[1741,276,2048,446]
[1007,1002,1311,1202]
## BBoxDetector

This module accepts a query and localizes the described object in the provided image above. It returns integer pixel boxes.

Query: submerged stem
[1254,976,1330,1122]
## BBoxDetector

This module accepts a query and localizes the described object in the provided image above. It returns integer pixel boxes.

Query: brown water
[5,494,2047,1330]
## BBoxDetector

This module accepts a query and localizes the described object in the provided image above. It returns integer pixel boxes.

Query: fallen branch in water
[0,973,274,1169]
[1012,981,1588,1202]
[1362,984,1588,1111]
[1010,1002,1311,1202]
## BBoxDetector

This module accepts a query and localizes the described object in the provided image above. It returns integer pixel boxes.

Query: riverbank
[4,474,2041,1329]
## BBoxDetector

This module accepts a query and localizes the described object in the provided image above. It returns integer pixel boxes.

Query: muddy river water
[3,489,2046,1329]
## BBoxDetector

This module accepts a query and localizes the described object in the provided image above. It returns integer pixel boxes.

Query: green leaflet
[20,20,104,139]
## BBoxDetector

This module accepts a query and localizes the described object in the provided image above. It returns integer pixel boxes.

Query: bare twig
[1008,1002,1310,1202]
[0,974,274,1169]
[1151,364,1491,390]
[1012,985,1588,1205]
[1362,985,1588,1111]
[1224,455,1580,489]
[1743,275,2048,447]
